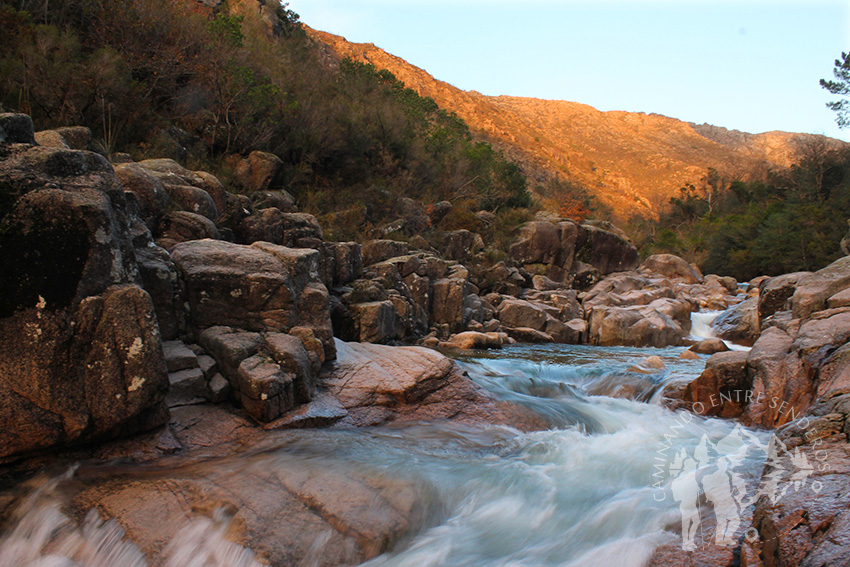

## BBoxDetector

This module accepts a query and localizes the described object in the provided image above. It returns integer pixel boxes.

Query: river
[0,339,769,567]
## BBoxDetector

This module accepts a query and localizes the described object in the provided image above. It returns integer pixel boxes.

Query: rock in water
[321,339,545,428]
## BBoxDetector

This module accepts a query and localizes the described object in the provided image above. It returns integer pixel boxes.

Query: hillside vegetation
[630,146,850,280]
[0,0,551,241]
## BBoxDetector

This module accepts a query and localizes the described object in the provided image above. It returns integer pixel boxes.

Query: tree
[821,51,850,128]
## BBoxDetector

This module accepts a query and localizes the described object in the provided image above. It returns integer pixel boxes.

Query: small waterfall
[689,310,722,340]
[689,310,751,352]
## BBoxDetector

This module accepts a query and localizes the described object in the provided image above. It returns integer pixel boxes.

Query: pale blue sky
[290,0,850,141]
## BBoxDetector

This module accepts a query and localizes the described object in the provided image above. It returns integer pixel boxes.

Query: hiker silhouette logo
[655,419,826,550]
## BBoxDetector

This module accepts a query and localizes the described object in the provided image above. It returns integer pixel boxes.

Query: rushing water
[0,343,768,567]
[689,309,751,352]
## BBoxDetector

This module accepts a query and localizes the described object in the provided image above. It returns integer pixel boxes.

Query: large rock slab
[791,256,850,319]
[320,340,545,428]
[758,271,811,320]
[114,163,171,226]
[171,239,335,361]
[362,239,410,267]
[712,296,760,346]
[642,253,702,284]
[681,351,751,418]
[0,285,168,459]
[510,220,638,284]
[587,298,691,347]
[49,422,431,567]
[232,150,283,192]
[198,326,320,422]
[496,298,581,344]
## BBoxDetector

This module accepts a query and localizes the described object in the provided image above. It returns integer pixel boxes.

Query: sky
[289,0,850,141]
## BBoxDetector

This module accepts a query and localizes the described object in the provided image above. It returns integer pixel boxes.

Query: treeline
[0,0,540,239]
[629,141,850,280]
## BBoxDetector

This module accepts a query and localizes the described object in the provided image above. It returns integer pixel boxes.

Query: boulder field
[1,112,749,460]
[3,113,850,566]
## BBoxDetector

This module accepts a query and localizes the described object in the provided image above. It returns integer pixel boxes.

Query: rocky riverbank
[657,256,850,567]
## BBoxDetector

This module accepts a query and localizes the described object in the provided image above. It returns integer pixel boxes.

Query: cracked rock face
[0,139,168,459]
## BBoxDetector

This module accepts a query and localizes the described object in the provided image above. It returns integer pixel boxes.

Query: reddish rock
[758,271,811,319]
[441,331,505,350]
[232,150,283,192]
[791,256,850,319]
[682,351,751,418]
[688,338,731,355]
[171,240,334,361]
[712,297,760,346]
[321,340,544,428]
[642,253,703,284]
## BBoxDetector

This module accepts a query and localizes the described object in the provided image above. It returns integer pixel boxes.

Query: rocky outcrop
[657,259,850,567]
[680,351,751,418]
[687,338,730,355]
[669,255,850,429]
[34,126,92,150]
[712,296,759,346]
[758,271,811,320]
[69,447,428,567]
[509,219,639,287]
[642,253,703,284]
[791,256,850,319]
[440,229,484,261]
[587,298,692,348]
[496,297,583,344]
[114,163,171,225]
[362,239,410,267]
[0,126,168,460]
[232,150,283,192]
[440,330,508,350]
[171,239,335,361]
[0,113,36,144]
[748,393,850,567]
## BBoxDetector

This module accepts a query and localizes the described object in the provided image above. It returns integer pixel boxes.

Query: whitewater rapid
[0,343,767,567]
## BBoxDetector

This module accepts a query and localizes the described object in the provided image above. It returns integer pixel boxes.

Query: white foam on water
[690,310,723,340]
[689,310,752,352]
[0,473,264,567]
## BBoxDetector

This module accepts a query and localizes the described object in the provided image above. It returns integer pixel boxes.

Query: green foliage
[207,13,244,48]
[273,1,302,37]
[821,51,850,129]
[630,149,850,280]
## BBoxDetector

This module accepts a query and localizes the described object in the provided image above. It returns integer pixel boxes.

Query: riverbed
[0,342,768,567]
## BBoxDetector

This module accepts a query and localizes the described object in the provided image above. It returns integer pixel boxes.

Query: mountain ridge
[308,27,848,218]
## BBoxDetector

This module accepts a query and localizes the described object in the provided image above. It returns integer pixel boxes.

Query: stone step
[161,340,198,373]
[166,367,207,408]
